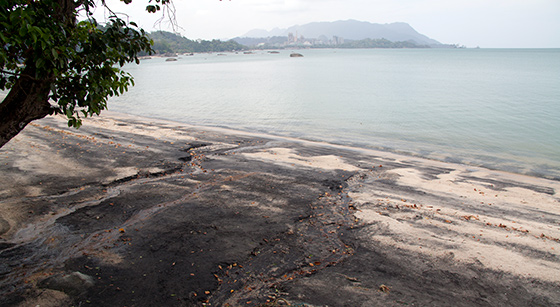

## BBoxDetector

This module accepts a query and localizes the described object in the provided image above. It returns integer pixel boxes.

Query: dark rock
[0,217,9,236]
[38,272,94,296]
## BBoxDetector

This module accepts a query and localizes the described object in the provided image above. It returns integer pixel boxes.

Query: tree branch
[154,0,183,33]
[0,69,39,81]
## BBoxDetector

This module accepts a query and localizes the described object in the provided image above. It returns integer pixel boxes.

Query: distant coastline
[146,20,463,55]
[147,30,459,55]
[233,19,462,49]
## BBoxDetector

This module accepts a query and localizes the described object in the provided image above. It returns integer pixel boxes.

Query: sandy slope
[0,113,558,306]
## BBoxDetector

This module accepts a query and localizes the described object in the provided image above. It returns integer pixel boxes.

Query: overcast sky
[92,0,560,48]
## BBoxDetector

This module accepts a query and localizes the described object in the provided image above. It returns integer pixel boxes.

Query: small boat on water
[290,53,303,57]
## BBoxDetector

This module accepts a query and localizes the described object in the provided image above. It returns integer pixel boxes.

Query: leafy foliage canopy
[0,0,156,128]
[149,31,247,54]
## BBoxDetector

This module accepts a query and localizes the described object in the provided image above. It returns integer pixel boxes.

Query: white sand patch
[356,205,560,282]
[389,168,560,211]
[243,148,361,171]
[351,167,560,283]
[82,115,199,143]
[2,130,99,180]
[13,147,99,178]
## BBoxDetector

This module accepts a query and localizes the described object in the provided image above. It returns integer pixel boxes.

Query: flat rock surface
[0,113,559,306]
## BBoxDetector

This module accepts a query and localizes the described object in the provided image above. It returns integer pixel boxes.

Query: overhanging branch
[0,69,39,81]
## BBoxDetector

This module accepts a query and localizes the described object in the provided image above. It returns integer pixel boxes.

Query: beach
[1,113,559,306]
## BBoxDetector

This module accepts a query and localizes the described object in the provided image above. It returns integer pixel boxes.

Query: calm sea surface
[109,48,560,180]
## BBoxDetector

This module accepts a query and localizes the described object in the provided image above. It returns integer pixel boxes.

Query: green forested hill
[148,31,248,54]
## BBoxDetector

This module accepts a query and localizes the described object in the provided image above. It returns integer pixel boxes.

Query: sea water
[109,48,560,180]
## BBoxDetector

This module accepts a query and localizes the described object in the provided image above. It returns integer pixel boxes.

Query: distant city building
[286,32,308,46]
[288,32,295,44]
[332,36,344,45]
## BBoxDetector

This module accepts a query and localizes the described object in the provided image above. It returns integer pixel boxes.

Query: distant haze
[241,20,441,46]
[91,0,560,48]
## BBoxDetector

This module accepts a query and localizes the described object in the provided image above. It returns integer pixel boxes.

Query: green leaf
[36,58,44,69]
[1,0,154,135]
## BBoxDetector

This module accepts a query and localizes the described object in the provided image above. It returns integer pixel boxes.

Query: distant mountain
[241,20,440,46]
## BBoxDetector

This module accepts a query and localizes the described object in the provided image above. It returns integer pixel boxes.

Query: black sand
[0,114,559,306]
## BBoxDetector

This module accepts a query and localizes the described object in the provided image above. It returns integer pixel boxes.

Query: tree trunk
[0,64,54,148]
[0,0,77,149]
